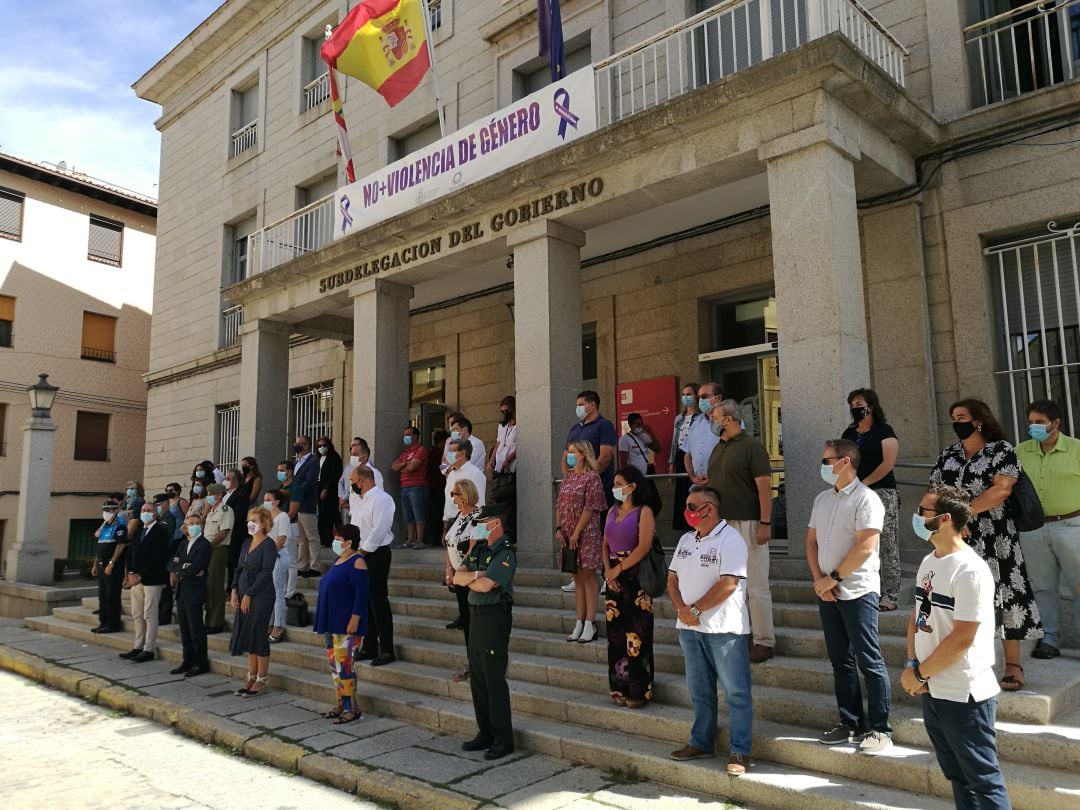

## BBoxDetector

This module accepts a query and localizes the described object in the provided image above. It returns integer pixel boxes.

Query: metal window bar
[221,305,244,348]
[987,221,1080,438]
[216,404,240,474]
[964,0,1079,107]
[231,120,258,157]
[247,194,334,275]
[303,72,330,110]
[293,386,335,445]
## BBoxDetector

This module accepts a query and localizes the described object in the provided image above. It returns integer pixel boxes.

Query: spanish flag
[321,0,431,108]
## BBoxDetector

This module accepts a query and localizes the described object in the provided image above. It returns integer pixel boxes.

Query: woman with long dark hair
[602,465,661,708]
[240,456,263,503]
[930,398,1042,690]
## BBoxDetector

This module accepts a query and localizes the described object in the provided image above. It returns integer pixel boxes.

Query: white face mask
[140,512,155,523]
[332,539,346,556]
[349,455,360,465]
[102,511,114,522]
[246,521,260,534]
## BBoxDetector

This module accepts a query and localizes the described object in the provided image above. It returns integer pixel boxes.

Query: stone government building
[135,0,1080,567]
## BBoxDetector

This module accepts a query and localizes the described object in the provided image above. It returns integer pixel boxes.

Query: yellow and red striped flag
[327,69,356,183]
[321,0,431,108]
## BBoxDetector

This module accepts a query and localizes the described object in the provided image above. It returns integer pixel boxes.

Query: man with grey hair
[707,399,776,663]
[683,382,724,487]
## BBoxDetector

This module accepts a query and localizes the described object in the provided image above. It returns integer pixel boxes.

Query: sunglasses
[821,457,841,465]
[451,490,463,497]
[685,503,709,513]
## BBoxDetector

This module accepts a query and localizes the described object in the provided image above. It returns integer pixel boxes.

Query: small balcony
[230,119,258,157]
[966,0,1080,107]
[244,195,335,276]
[303,72,330,111]
[81,346,116,363]
[221,304,244,348]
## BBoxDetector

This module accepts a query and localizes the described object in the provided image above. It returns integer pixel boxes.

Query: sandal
[244,675,269,697]
[1001,663,1024,692]
[268,630,286,644]
[332,711,360,725]
[234,672,256,696]
[612,696,628,707]
[878,600,897,612]
[321,706,344,719]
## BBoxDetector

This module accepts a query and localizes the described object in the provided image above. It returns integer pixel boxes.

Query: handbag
[1007,469,1044,532]
[636,534,669,598]
[285,592,310,627]
[492,471,516,503]
[560,544,578,574]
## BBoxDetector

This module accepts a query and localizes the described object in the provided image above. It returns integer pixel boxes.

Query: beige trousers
[729,519,775,648]
[296,512,321,571]
[131,583,163,651]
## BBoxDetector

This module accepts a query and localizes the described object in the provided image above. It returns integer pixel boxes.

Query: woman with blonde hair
[556,440,607,643]
[444,477,482,681]
[229,508,279,696]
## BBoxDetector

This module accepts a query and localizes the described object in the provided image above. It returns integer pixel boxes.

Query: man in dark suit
[291,435,321,576]
[222,467,250,592]
[168,518,212,677]
[120,504,173,663]
[316,436,344,550]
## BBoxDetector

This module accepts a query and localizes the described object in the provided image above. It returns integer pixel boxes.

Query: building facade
[0,153,155,571]
[135,0,1080,566]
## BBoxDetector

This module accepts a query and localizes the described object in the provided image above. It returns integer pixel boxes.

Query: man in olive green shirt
[452,504,516,760]
[1016,399,1080,658]
[706,399,776,663]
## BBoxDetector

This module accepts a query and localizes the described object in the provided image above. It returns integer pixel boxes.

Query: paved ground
[0,620,741,810]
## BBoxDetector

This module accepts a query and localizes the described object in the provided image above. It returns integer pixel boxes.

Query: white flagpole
[419,0,448,137]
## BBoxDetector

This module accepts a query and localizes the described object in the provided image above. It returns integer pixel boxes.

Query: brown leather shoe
[727,752,751,775]
[669,744,713,761]
[749,644,774,663]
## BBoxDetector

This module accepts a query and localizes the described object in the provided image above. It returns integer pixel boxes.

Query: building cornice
[0,153,157,217]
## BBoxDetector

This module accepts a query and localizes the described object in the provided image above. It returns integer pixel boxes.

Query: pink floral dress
[555,471,606,571]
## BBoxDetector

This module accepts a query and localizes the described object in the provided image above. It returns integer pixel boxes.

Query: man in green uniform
[452,504,516,760]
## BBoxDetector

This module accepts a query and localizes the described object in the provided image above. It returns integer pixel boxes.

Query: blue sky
[0,0,223,198]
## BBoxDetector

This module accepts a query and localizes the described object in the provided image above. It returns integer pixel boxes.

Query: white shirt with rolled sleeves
[494,423,518,473]
[809,478,884,600]
[350,486,396,553]
[684,417,720,478]
[443,463,487,521]
[914,546,1000,703]
[669,520,750,635]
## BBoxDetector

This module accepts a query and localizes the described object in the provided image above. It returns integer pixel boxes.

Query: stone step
[52,603,1080,775]
[24,612,1077,809]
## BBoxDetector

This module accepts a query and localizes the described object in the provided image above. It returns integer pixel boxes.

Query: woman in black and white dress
[443,477,480,683]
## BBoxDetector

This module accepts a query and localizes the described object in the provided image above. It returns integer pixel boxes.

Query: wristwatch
[689,605,701,618]
[905,658,919,669]
[830,569,844,583]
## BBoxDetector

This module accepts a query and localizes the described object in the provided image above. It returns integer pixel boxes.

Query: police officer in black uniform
[452,504,517,760]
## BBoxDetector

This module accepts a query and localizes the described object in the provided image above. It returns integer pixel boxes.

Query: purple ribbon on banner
[553,88,579,139]
[340,194,353,233]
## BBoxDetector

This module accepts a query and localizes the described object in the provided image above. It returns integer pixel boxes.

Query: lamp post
[5,374,60,585]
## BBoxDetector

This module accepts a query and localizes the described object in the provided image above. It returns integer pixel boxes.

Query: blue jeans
[923,695,1011,809]
[818,592,892,734]
[677,629,753,755]
[400,486,427,525]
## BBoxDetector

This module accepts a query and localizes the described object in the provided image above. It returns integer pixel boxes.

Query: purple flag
[537,0,566,83]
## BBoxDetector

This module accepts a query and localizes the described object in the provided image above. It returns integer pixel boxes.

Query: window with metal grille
[230,82,260,156]
[88,215,123,265]
[0,186,25,241]
[74,411,110,461]
[216,403,240,473]
[0,295,13,348]
[301,33,331,111]
[81,311,117,363]
[989,222,1080,438]
[292,385,335,446]
[428,0,443,29]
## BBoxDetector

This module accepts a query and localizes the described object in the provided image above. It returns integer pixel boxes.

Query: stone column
[238,318,290,467]
[5,414,57,585]
[508,221,586,569]
[761,134,870,557]
[350,278,412,505]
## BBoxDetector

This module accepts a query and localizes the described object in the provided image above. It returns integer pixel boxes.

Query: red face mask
[684,507,704,528]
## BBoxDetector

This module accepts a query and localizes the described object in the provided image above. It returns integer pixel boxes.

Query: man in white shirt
[443,439,487,526]
[339,437,383,520]
[447,416,486,472]
[902,485,1009,808]
[487,396,518,539]
[667,485,753,777]
[351,467,397,667]
[807,439,892,753]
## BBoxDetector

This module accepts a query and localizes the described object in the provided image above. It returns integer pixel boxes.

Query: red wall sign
[615,376,678,474]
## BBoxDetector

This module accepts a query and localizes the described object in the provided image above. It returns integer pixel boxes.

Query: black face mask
[500,412,513,425]
[294,444,305,454]
[952,421,978,441]
[351,483,362,495]
[850,407,868,423]
[241,465,251,475]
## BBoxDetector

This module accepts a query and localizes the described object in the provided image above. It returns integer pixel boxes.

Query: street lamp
[28,373,59,417]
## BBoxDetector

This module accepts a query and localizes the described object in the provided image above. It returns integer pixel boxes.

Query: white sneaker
[577,621,597,644]
[858,731,892,754]
[567,620,584,642]
[561,581,576,593]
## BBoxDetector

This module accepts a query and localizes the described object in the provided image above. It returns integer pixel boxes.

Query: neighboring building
[0,153,155,572]
[134,0,1080,567]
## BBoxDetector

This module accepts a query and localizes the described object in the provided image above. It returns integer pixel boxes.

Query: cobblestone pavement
[0,620,741,810]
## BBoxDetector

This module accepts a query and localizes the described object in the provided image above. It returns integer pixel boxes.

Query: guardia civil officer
[452,504,517,760]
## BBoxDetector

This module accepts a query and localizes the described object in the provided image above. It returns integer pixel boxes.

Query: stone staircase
[23,551,1080,809]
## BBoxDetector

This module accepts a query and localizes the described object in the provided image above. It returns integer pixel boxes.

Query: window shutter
[0,187,24,239]
[88,216,123,264]
[0,295,14,321]
[81,312,117,360]
[74,411,110,461]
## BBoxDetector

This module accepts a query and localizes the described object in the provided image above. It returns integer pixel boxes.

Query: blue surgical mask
[682,395,695,407]
[1028,423,1053,442]
[276,471,287,482]
[450,430,461,441]
[912,512,937,542]
[127,488,137,497]
[332,539,345,555]
[632,427,644,435]
[187,525,202,539]
[820,463,839,486]
[575,405,587,420]
[140,511,154,523]
[195,470,206,479]
[699,398,713,413]
[193,485,204,495]
[403,435,413,446]
[446,450,457,464]
[262,501,274,511]
[566,453,577,469]
[710,420,724,437]
[473,522,491,541]
[206,495,217,506]
[612,486,627,502]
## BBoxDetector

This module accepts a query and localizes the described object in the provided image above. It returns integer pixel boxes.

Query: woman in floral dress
[602,466,661,708]
[556,441,608,644]
[930,399,1042,690]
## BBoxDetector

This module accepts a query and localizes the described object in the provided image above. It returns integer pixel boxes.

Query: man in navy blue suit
[168,515,212,677]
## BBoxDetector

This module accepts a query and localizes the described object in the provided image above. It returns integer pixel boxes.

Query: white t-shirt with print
[669,521,750,635]
[913,545,1000,703]
[618,430,654,474]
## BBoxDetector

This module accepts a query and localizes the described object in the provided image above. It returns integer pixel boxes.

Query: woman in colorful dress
[556,440,608,644]
[602,465,660,708]
[930,398,1042,690]
[314,524,370,724]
